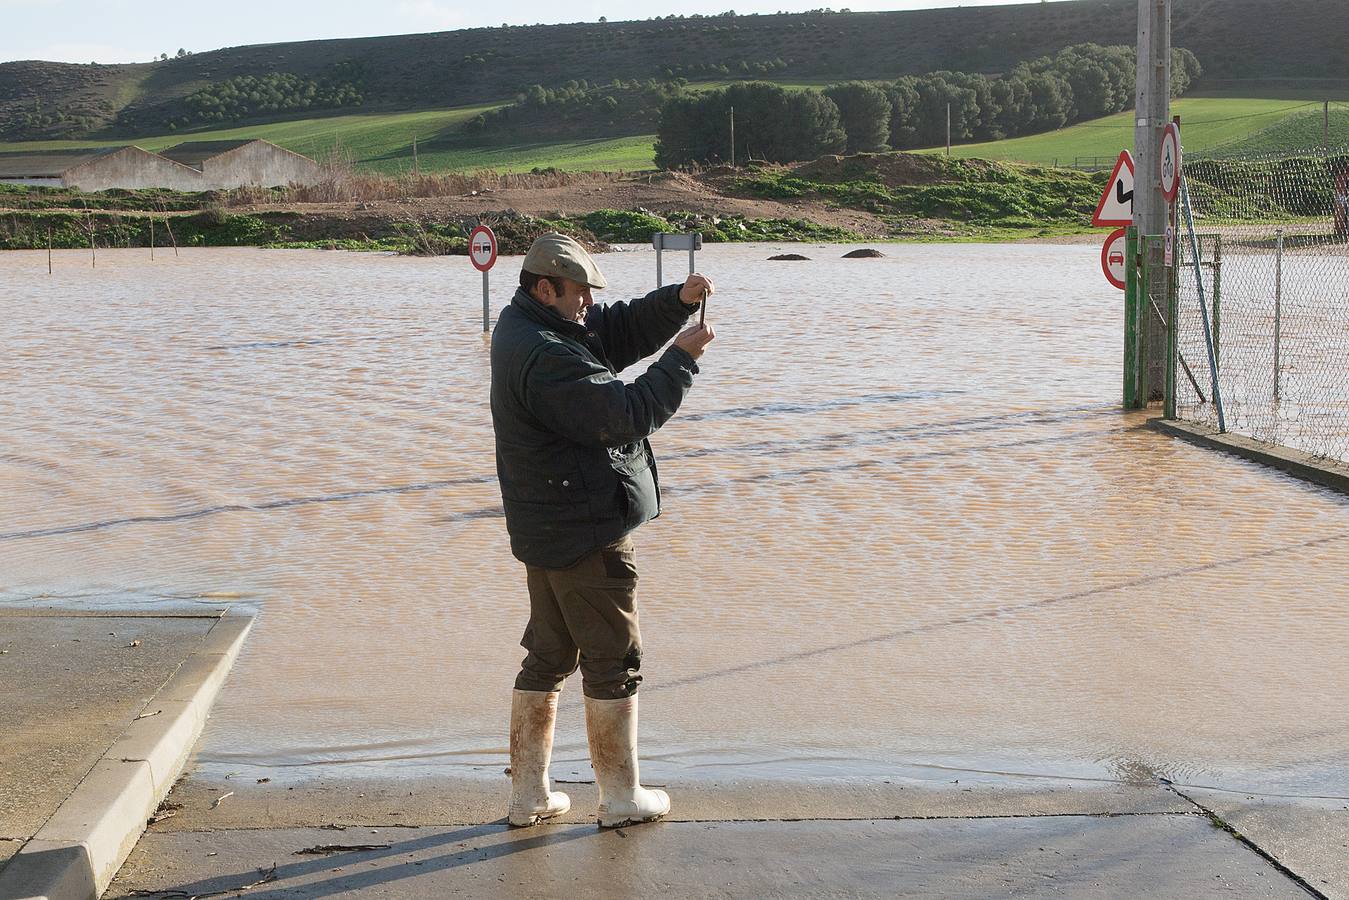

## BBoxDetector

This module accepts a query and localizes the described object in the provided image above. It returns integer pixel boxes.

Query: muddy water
[3,245,1347,797]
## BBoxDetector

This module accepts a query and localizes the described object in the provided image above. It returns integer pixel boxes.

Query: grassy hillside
[1204,103,1349,157]
[0,106,497,165]
[8,96,1344,176]
[918,98,1340,166]
[4,0,1349,141]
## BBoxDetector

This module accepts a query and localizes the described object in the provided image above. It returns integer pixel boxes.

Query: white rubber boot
[508,689,571,827]
[584,694,671,828]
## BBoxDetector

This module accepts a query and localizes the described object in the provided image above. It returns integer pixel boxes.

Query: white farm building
[0,139,321,191]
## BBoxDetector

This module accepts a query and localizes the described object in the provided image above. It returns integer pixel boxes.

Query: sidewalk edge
[1147,417,1349,497]
[0,611,256,900]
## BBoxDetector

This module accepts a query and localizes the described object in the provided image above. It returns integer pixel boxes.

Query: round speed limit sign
[1159,122,1181,203]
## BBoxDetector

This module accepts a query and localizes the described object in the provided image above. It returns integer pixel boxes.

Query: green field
[0,105,498,166]
[0,102,665,174]
[5,95,1346,177]
[383,135,657,174]
[919,98,1341,166]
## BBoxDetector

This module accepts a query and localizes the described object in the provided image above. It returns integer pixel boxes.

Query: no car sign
[469,225,498,272]
[1101,227,1128,291]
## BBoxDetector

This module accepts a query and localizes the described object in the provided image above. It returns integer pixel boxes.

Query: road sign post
[652,232,702,288]
[469,224,498,333]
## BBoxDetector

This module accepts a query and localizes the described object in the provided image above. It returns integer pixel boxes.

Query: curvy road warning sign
[1160,123,1182,203]
[1092,150,1135,227]
[1102,227,1128,290]
[469,225,498,272]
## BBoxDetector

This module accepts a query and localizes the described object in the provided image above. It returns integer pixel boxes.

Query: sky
[0,0,1065,65]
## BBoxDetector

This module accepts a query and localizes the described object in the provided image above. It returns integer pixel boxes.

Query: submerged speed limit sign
[469,225,498,332]
[1160,122,1181,203]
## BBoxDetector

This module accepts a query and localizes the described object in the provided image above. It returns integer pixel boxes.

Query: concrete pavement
[107,816,1306,899]
[103,770,1342,898]
[0,606,254,900]
[4,605,1344,898]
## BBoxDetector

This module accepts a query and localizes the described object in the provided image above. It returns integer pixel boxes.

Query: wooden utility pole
[47,226,52,274]
[729,106,735,168]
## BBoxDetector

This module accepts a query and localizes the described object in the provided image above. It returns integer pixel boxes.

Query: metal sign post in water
[652,232,702,288]
[469,225,498,333]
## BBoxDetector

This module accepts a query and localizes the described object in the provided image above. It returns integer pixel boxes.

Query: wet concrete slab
[106,815,1306,899]
[150,773,1189,831]
[1184,787,1349,900]
[0,614,217,842]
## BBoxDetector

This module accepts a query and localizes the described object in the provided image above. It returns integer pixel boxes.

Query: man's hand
[679,273,714,307]
[673,323,715,361]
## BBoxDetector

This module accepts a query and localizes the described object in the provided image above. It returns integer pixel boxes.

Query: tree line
[462,79,686,139]
[162,63,366,130]
[656,43,1202,167]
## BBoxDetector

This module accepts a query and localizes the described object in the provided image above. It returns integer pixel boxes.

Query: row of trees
[462,79,687,138]
[656,82,847,169]
[655,44,1202,167]
[170,64,366,129]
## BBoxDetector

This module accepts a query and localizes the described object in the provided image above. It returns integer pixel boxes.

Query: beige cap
[521,232,608,289]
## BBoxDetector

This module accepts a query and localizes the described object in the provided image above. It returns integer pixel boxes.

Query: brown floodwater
[2,245,1347,798]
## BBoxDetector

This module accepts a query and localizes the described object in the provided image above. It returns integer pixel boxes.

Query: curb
[0,612,255,900]
[1147,417,1349,497]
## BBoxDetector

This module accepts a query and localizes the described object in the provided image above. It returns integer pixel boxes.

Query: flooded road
[2,244,1347,798]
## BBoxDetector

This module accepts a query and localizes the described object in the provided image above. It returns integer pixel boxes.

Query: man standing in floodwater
[490,232,715,828]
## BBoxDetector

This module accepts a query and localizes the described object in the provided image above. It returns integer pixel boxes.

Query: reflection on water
[2,245,1347,796]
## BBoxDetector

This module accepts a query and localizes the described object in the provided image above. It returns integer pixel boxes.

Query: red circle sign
[1159,123,1181,203]
[1102,227,1128,290]
[468,225,497,272]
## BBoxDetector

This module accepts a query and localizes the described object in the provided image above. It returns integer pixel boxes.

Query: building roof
[158,140,261,169]
[0,146,131,178]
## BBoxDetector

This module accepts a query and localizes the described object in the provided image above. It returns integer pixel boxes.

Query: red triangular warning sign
[1092,150,1135,227]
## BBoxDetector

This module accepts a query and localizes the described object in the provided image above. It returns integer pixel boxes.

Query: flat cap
[521,232,608,289]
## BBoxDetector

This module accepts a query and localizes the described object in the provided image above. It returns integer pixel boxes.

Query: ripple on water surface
[1,245,1347,797]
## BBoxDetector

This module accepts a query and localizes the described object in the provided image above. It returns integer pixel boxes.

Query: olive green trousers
[515,534,643,700]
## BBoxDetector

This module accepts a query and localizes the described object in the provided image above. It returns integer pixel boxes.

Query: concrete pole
[1134,0,1171,402]
[1134,0,1171,238]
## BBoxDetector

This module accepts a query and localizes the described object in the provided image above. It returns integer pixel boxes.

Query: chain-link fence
[1173,143,1349,464]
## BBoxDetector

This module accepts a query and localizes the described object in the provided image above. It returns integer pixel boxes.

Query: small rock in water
[768,253,810,261]
[842,248,886,258]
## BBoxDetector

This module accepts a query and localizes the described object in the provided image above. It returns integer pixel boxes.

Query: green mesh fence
[1174,143,1349,464]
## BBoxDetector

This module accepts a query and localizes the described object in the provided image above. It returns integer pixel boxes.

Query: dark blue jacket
[490,284,699,568]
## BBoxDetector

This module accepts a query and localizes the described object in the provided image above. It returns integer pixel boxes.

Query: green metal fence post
[1165,235,1179,419]
[1124,227,1141,408]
